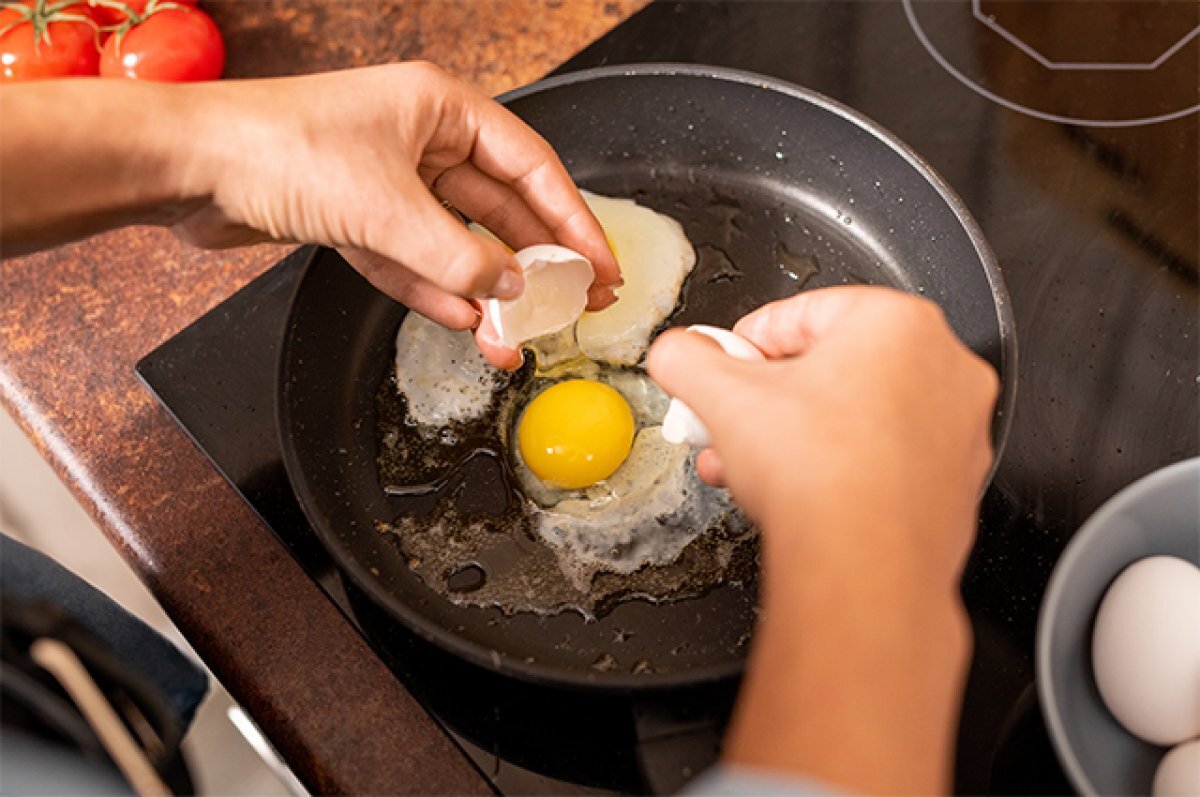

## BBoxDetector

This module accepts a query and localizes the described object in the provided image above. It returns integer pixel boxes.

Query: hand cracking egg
[380,191,755,618]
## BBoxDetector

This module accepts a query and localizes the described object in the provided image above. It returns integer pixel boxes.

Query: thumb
[646,328,760,445]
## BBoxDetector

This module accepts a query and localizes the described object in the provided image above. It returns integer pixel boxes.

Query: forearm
[724,509,972,795]
[0,80,207,256]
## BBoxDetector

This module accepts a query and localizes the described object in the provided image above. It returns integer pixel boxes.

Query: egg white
[575,191,696,365]
[506,362,730,584]
[393,312,499,427]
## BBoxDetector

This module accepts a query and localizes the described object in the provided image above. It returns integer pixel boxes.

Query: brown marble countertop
[0,1,644,792]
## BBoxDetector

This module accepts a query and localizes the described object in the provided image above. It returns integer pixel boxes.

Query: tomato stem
[99,0,182,55]
[0,0,101,53]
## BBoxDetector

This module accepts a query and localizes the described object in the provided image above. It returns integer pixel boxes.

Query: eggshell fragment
[661,325,765,447]
[1092,555,1200,747]
[485,245,593,348]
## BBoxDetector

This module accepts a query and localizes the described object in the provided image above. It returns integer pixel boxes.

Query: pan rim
[278,63,1018,693]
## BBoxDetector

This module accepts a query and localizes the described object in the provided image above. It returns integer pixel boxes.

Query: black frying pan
[277,64,1017,691]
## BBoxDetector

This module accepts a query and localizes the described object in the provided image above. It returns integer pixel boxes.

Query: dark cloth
[1,534,208,728]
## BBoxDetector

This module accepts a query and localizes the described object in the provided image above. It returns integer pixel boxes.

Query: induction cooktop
[138,2,1199,793]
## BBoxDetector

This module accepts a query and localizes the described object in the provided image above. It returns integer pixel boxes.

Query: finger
[696,449,727,487]
[432,162,555,249]
[732,286,881,359]
[367,170,525,300]
[339,247,478,330]
[465,100,623,291]
[587,284,618,311]
[645,329,759,445]
[475,302,524,370]
[433,162,618,312]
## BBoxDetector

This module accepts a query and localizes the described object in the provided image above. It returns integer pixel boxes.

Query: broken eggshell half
[484,244,594,349]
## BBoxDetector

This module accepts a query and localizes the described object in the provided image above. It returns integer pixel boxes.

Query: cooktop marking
[971,0,1200,71]
[903,0,1200,127]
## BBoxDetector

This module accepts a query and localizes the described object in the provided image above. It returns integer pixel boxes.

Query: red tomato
[87,0,198,29]
[0,1,102,80]
[99,4,222,81]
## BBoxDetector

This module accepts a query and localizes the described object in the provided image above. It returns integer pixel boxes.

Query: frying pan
[278,64,1017,691]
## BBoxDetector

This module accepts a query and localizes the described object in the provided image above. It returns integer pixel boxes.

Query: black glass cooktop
[138,2,1198,794]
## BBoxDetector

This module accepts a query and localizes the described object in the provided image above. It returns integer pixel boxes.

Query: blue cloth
[1,534,208,729]
[684,765,844,796]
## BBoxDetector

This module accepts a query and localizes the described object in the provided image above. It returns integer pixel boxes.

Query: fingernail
[493,268,524,300]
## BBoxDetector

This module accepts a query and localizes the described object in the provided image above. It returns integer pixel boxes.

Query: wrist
[145,81,229,224]
[726,570,970,794]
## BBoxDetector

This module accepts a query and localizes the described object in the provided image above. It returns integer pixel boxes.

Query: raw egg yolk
[517,379,634,489]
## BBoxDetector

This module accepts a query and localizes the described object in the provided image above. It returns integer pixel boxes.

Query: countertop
[0,1,645,792]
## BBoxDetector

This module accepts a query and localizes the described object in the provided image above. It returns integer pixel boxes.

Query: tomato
[86,0,196,29]
[0,0,103,80]
[99,3,222,81]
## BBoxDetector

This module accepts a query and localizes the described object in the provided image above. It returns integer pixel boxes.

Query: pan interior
[279,67,1011,691]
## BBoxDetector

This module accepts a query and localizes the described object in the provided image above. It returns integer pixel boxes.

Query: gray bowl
[1037,457,1200,795]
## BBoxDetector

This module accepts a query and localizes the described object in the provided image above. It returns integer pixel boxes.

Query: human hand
[648,286,997,576]
[646,287,999,794]
[173,62,621,368]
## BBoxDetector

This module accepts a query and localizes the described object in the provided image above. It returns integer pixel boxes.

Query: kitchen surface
[2,0,1197,794]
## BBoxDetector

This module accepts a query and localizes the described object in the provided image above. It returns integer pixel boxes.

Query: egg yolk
[517,379,634,489]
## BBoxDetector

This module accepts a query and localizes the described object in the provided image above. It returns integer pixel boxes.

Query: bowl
[1037,457,1200,795]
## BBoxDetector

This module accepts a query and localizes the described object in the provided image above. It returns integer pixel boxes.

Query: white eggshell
[1153,739,1200,797]
[485,245,593,348]
[1092,555,1200,747]
[661,325,765,448]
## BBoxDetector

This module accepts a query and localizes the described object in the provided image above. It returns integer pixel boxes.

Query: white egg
[662,325,766,447]
[393,312,499,426]
[1092,555,1200,746]
[1154,739,1200,797]
[575,190,696,365]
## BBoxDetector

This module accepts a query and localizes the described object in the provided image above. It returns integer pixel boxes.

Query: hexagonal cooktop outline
[973,0,1200,71]
[903,0,1200,127]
